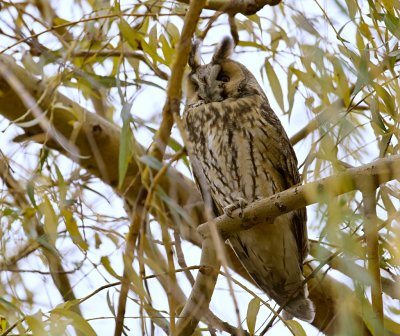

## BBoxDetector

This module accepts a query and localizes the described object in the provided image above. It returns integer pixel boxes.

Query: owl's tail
[281,293,315,323]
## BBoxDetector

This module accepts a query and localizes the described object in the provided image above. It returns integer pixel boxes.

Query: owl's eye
[217,72,230,82]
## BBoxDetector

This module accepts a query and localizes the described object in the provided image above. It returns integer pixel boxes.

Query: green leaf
[329,56,350,106]
[149,24,158,50]
[384,317,400,334]
[26,182,37,207]
[101,256,121,279]
[140,39,167,65]
[247,15,262,31]
[292,14,319,36]
[286,69,297,116]
[22,53,43,76]
[374,84,396,117]
[246,297,260,335]
[62,209,88,251]
[78,73,133,89]
[353,50,371,94]
[0,315,8,333]
[118,102,133,189]
[39,195,58,245]
[54,164,67,205]
[165,22,180,46]
[285,320,307,336]
[160,34,173,66]
[119,18,141,50]
[51,309,96,336]
[383,13,400,38]
[370,96,388,133]
[265,59,284,112]
[139,155,163,171]
[25,311,46,335]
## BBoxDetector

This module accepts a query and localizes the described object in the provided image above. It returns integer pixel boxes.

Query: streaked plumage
[184,37,315,322]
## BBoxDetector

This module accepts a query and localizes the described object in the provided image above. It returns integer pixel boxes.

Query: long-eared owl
[183,37,315,322]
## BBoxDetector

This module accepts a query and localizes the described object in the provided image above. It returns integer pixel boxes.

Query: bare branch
[175,238,220,335]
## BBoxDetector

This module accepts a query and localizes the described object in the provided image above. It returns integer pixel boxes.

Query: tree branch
[176,0,281,15]
[175,238,220,335]
[197,155,400,238]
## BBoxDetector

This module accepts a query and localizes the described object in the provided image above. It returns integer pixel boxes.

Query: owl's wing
[260,102,308,262]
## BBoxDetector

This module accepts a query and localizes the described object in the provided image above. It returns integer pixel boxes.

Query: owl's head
[186,37,263,107]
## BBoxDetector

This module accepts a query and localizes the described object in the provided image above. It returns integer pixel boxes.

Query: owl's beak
[201,64,223,102]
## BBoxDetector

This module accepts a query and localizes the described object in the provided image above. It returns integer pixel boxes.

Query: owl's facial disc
[193,63,227,103]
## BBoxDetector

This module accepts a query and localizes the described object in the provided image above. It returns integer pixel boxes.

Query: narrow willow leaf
[139,155,163,171]
[382,0,395,14]
[383,13,400,38]
[62,208,88,251]
[292,14,319,36]
[40,195,58,245]
[149,24,158,50]
[285,320,307,336]
[291,68,319,93]
[370,96,388,133]
[286,69,297,116]
[160,34,173,66]
[140,39,166,65]
[0,316,7,333]
[55,299,81,310]
[52,309,96,336]
[165,22,180,46]
[344,0,357,19]
[118,102,133,189]
[247,15,262,31]
[25,311,46,335]
[78,74,133,89]
[101,256,120,279]
[374,84,396,117]
[246,297,260,335]
[26,182,37,207]
[353,50,371,94]
[119,18,141,50]
[384,317,400,334]
[54,164,67,205]
[22,53,43,76]
[265,59,284,112]
[330,56,350,106]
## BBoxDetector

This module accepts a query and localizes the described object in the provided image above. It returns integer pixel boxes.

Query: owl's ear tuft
[189,39,201,70]
[212,37,233,63]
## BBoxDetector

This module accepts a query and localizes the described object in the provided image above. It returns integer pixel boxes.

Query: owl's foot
[223,198,248,218]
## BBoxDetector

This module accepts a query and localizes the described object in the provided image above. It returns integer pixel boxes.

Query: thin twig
[361,182,384,335]
[174,230,196,286]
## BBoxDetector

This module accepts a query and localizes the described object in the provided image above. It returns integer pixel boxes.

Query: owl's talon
[223,198,247,218]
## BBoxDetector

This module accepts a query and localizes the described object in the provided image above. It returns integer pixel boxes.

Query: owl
[183,37,315,322]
